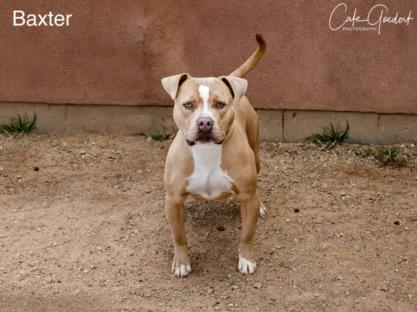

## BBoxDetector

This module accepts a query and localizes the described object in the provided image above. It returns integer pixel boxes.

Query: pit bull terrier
[161,34,266,277]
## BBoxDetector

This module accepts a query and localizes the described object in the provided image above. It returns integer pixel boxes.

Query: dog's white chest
[186,144,233,200]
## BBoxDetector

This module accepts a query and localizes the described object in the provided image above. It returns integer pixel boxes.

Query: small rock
[207,287,215,294]
[294,208,300,213]
[216,225,225,231]
[393,220,400,225]
[253,282,262,289]
[33,166,39,171]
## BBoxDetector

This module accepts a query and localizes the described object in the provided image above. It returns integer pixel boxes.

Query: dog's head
[161,74,247,145]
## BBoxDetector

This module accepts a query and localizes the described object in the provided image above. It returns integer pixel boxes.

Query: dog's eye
[215,101,226,109]
[182,102,194,110]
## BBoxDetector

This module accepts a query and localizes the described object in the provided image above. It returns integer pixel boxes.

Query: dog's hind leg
[245,105,261,174]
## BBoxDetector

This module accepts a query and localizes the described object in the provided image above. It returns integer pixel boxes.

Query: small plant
[355,148,374,158]
[150,132,168,141]
[308,121,349,148]
[149,127,170,141]
[0,113,37,135]
[374,147,408,167]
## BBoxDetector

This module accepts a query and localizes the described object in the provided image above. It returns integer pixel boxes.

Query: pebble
[253,282,262,289]
[216,225,225,231]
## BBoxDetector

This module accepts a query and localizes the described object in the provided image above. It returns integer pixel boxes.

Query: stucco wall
[0,0,416,113]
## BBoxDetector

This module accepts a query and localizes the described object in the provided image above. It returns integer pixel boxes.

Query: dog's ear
[220,76,248,101]
[161,73,189,100]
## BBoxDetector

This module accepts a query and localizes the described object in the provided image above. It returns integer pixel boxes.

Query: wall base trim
[1,103,416,144]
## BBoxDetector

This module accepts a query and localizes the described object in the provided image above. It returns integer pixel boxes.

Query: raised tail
[230,34,266,78]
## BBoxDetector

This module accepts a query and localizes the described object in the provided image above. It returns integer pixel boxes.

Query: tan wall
[0,0,416,113]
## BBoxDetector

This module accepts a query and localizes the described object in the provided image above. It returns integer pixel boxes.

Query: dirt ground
[0,134,416,312]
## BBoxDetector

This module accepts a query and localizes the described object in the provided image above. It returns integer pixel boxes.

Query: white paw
[173,264,192,278]
[260,203,267,218]
[238,254,256,275]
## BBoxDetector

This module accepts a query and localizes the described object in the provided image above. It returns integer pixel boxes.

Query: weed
[0,113,37,135]
[355,148,374,158]
[308,121,349,148]
[374,147,408,167]
[150,133,169,141]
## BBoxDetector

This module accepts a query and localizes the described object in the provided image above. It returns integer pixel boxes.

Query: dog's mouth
[185,127,224,146]
[186,135,224,146]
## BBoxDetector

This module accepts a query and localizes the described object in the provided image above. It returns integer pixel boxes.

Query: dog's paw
[238,254,256,275]
[171,246,191,278]
[260,202,267,218]
[172,263,192,278]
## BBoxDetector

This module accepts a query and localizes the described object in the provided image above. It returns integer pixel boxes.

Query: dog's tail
[229,34,266,78]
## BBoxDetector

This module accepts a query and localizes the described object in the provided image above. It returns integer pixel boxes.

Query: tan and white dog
[161,35,266,277]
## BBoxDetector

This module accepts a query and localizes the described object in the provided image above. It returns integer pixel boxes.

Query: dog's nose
[197,117,213,133]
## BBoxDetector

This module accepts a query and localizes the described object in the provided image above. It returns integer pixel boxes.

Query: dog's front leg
[237,192,260,274]
[165,194,191,277]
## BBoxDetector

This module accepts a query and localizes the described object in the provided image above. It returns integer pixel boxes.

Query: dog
[161,34,266,277]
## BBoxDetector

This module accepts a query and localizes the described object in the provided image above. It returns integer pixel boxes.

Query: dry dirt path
[0,134,416,311]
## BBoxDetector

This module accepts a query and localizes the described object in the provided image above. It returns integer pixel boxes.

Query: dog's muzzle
[186,117,223,146]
